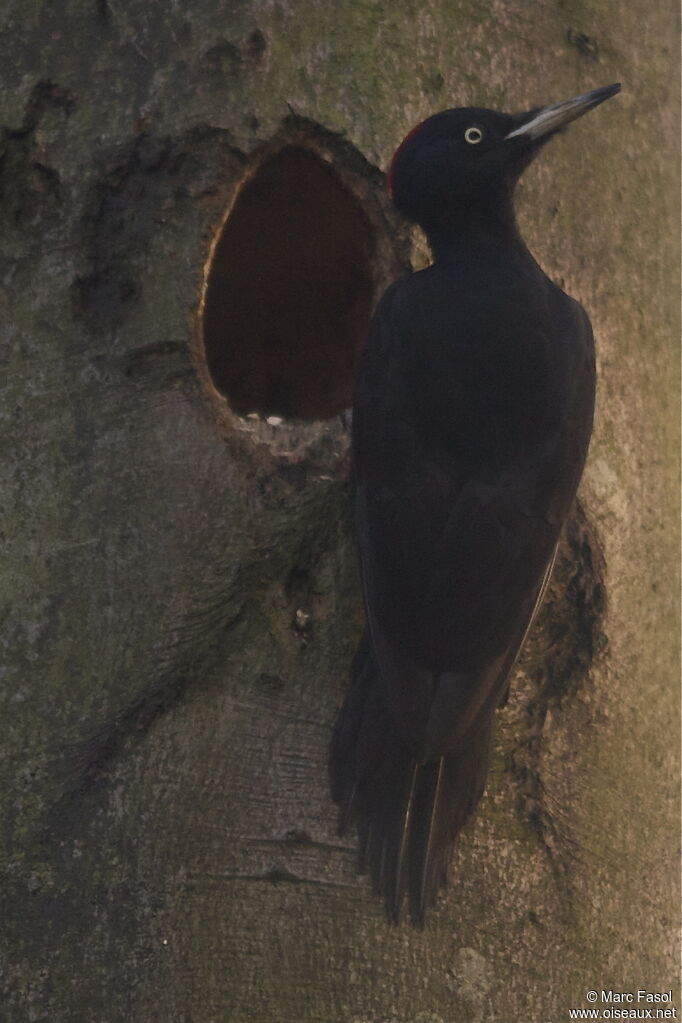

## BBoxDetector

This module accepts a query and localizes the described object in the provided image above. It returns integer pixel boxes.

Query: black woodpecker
[329,83,620,924]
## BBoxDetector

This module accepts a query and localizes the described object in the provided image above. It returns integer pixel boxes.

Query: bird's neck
[427,223,532,269]
[423,182,532,267]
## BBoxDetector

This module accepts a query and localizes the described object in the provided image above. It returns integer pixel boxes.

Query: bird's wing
[353,271,593,761]
[356,467,554,760]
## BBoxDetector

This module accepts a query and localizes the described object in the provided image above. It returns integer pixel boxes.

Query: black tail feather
[329,630,494,924]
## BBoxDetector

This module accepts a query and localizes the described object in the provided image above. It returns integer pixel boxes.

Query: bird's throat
[426,214,530,267]
[423,180,527,265]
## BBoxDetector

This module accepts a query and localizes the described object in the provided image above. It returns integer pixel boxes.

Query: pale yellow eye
[464,126,483,144]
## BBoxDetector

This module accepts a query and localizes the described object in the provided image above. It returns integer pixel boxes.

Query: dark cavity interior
[202,145,376,420]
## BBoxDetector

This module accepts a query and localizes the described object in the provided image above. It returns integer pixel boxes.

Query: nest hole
[202,144,377,421]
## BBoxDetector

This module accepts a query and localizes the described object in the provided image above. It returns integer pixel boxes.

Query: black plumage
[329,84,620,923]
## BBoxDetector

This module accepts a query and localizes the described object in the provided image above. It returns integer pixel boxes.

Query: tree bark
[2,2,678,1021]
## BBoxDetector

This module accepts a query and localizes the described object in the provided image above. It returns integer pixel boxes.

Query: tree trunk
[2,2,678,1021]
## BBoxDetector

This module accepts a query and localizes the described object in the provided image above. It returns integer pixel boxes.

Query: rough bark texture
[1,2,679,1021]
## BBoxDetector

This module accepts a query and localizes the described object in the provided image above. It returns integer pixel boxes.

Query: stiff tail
[329,630,494,924]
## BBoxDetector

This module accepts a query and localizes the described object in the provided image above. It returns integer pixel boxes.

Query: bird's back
[353,252,594,743]
[330,248,594,921]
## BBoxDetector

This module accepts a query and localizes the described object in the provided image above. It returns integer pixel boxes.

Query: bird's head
[388,84,621,243]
